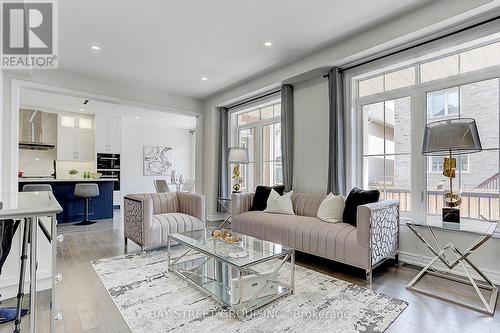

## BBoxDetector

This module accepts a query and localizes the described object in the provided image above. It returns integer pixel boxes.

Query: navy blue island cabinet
[18,179,115,224]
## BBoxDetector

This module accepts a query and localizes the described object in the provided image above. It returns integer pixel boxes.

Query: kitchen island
[18,179,116,223]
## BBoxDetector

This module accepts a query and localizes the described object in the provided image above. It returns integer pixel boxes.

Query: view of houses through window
[354,37,500,221]
[230,100,282,192]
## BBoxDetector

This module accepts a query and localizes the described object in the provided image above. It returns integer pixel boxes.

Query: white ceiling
[58,0,434,99]
[20,88,197,129]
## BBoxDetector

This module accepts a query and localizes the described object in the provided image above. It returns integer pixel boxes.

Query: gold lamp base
[232,164,242,193]
[442,151,461,222]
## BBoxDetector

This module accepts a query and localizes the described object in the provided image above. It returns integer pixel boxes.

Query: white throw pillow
[317,192,345,223]
[264,190,295,215]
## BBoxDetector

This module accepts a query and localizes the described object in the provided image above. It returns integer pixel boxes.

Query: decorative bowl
[90,172,102,179]
[211,229,241,244]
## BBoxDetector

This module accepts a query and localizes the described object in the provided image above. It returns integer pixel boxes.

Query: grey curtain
[217,107,229,212]
[281,85,294,192]
[327,67,346,195]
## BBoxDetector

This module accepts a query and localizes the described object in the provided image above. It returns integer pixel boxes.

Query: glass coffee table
[168,228,295,316]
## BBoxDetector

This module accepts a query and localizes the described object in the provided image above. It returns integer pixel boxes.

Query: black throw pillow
[342,187,380,227]
[249,185,286,211]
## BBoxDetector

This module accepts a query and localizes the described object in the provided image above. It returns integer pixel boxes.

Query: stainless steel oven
[97,153,120,191]
[99,170,120,191]
[97,153,120,170]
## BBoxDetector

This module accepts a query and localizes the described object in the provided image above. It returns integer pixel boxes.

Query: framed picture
[143,146,173,176]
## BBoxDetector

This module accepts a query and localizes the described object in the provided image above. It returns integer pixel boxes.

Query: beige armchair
[124,192,206,250]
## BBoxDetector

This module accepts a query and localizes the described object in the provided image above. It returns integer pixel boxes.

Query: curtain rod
[323,15,500,77]
[227,89,281,110]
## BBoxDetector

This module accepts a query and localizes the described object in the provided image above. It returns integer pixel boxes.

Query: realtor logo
[1,0,58,68]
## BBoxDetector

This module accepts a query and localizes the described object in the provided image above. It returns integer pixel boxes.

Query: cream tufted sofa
[124,192,206,250]
[231,192,399,283]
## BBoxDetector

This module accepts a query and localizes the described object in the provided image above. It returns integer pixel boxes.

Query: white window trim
[346,34,500,219]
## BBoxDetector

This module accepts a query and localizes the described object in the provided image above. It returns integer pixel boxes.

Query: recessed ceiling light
[79,108,85,112]
[90,45,101,51]
[264,41,273,47]
[201,77,208,81]
[135,116,140,120]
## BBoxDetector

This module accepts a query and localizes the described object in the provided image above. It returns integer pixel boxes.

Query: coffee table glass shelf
[168,228,295,316]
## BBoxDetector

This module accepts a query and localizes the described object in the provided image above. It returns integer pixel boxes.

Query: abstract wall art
[143,146,173,176]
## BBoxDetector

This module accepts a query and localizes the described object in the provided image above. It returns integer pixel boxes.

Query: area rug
[91,250,407,333]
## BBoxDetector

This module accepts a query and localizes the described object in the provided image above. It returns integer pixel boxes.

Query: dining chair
[179,182,194,193]
[154,179,170,193]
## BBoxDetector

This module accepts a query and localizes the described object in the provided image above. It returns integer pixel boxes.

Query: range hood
[18,109,57,150]
[19,141,55,150]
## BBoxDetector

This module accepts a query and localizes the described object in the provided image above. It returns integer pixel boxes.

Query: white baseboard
[0,270,53,300]
[399,251,500,286]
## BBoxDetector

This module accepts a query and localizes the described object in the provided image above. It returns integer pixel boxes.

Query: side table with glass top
[216,197,232,228]
[406,217,498,315]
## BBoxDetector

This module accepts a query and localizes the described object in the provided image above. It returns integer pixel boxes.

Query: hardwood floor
[2,211,499,332]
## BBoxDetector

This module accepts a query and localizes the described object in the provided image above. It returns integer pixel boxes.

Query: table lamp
[228,147,249,192]
[422,118,482,222]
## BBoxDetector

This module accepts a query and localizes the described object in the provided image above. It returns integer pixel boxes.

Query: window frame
[229,99,282,192]
[427,155,470,174]
[347,35,500,219]
[426,87,459,119]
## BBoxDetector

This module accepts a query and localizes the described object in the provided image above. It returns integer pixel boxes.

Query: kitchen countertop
[19,178,118,182]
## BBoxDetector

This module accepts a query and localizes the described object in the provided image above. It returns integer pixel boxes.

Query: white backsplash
[56,160,95,179]
[19,150,55,176]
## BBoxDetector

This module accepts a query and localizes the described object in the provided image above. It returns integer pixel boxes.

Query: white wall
[293,77,329,193]
[121,120,195,195]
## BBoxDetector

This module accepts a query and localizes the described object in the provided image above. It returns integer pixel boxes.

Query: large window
[230,100,282,192]
[362,97,411,211]
[352,34,500,221]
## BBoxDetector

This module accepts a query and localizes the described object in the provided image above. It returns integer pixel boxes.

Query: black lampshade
[422,118,482,156]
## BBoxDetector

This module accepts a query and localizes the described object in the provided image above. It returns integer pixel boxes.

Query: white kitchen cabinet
[57,113,94,161]
[95,115,121,154]
[76,127,94,161]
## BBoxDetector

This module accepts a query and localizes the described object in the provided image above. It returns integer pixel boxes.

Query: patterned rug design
[91,250,407,333]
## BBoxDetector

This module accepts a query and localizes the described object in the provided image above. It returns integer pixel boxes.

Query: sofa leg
[124,236,128,252]
[394,254,399,267]
[366,270,372,287]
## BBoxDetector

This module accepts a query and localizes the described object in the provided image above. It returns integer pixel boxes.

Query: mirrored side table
[406,217,498,315]
[216,197,231,228]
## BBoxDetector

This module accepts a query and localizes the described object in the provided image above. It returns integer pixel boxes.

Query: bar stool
[22,184,53,193]
[22,184,53,241]
[74,184,99,226]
